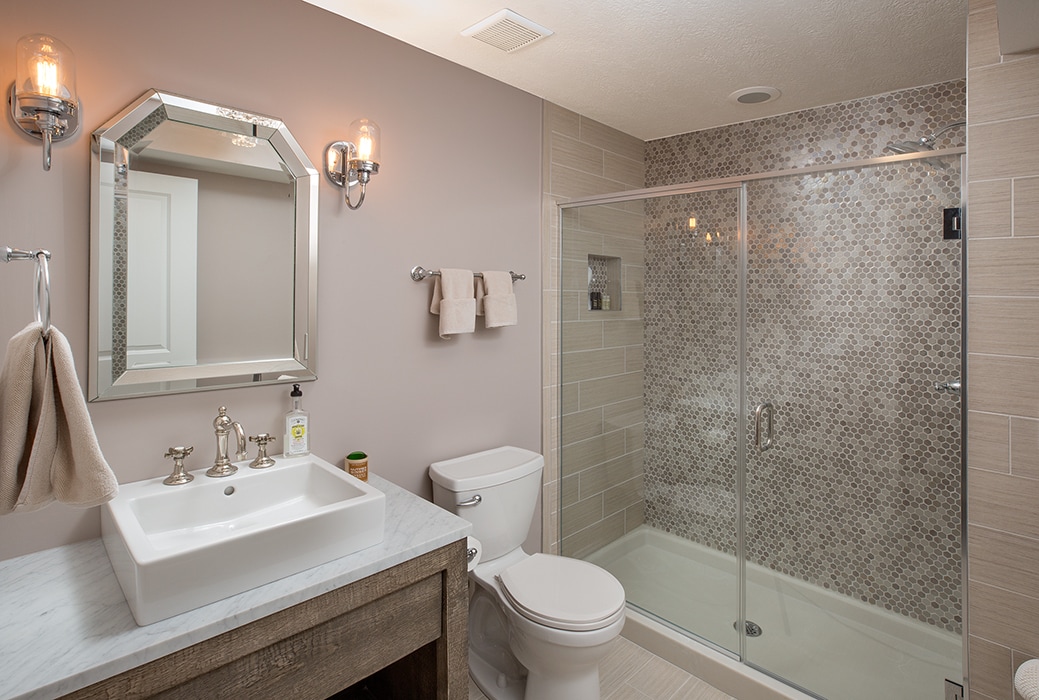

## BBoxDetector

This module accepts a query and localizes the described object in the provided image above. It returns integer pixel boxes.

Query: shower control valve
[934,379,961,396]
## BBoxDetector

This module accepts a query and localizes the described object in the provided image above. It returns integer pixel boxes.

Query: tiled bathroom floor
[467,636,736,700]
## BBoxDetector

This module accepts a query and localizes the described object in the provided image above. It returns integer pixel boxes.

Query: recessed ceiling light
[729,86,782,105]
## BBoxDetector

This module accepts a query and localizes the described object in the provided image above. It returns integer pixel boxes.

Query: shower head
[884,121,966,155]
[884,139,933,155]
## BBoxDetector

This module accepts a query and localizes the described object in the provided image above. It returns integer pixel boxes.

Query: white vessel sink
[101,454,385,625]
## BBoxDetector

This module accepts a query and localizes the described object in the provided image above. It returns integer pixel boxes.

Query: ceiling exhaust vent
[462,9,554,53]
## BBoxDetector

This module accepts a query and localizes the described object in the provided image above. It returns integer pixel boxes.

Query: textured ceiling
[303,0,967,141]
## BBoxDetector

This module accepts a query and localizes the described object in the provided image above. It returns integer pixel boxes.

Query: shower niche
[587,254,621,311]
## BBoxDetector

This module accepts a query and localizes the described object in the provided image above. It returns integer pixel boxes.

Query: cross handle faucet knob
[249,433,277,469]
[163,445,195,486]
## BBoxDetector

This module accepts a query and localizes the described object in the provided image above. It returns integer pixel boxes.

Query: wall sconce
[324,118,381,210]
[9,33,80,171]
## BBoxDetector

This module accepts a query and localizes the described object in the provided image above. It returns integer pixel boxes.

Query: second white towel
[429,268,476,338]
[478,271,518,328]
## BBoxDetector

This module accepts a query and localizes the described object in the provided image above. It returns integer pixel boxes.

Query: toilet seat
[496,553,625,632]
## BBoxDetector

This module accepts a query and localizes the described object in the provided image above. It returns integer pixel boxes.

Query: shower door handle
[754,402,775,453]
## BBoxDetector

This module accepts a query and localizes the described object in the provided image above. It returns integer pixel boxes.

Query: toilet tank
[429,446,544,562]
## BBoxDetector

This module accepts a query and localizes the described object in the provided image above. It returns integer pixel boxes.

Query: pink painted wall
[0,0,543,559]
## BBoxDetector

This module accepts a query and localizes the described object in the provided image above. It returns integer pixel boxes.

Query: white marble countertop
[0,474,470,700]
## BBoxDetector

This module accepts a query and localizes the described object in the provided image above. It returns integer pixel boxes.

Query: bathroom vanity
[0,475,470,699]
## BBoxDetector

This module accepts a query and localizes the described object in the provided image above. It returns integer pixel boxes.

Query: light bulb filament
[34,58,59,96]
[358,135,373,161]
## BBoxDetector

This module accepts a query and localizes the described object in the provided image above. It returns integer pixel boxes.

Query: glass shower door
[639,187,743,653]
[740,157,963,700]
[559,186,743,655]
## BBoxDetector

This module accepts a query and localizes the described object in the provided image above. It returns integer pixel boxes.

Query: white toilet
[430,446,626,700]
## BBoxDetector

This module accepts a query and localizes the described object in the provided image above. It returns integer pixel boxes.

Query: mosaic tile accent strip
[111,175,128,380]
[116,105,167,149]
[110,105,167,380]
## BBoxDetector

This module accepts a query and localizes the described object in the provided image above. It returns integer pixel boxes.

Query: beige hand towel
[429,269,476,339]
[480,271,518,328]
[0,322,118,514]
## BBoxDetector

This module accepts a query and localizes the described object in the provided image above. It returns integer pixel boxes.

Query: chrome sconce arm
[324,118,381,210]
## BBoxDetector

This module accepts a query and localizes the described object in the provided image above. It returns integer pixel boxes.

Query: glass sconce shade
[15,34,77,102]
[350,118,380,166]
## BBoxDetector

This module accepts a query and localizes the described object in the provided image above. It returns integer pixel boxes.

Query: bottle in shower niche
[284,384,310,456]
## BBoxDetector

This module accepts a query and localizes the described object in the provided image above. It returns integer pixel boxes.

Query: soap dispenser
[284,384,310,456]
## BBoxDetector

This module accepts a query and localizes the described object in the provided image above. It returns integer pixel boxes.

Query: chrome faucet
[207,406,247,478]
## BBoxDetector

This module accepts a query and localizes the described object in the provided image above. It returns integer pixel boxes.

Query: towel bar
[410,266,525,283]
[4,247,51,262]
[3,246,52,336]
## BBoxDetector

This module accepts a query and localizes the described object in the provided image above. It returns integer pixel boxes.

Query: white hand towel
[480,271,518,328]
[0,322,118,514]
[429,269,476,339]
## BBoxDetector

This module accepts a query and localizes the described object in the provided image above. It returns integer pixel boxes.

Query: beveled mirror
[89,90,318,400]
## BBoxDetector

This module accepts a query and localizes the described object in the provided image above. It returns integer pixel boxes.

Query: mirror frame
[88,89,318,401]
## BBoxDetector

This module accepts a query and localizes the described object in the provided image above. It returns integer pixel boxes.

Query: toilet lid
[496,553,625,632]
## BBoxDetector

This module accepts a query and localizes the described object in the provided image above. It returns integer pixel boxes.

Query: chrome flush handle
[457,494,482,507]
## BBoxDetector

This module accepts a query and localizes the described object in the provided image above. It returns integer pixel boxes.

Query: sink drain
[734,619,763,637]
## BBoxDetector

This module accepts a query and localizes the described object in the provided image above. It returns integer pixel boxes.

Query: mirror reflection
[89,90,318,401]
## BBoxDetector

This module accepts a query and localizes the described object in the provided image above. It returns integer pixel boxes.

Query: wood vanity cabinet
[64,540,469,699]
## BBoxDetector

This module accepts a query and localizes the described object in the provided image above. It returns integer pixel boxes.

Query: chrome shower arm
[924,121,967,146]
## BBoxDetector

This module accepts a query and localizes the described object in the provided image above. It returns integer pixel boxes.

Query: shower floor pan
[586,525,961,700]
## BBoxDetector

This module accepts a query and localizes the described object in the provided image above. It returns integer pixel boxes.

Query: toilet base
[468,581,620,700]
[470,652,603,700]
[469,650,525,700]
[509,620,615,700]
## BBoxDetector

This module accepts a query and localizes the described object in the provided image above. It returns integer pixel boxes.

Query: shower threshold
[585,525,961,700]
